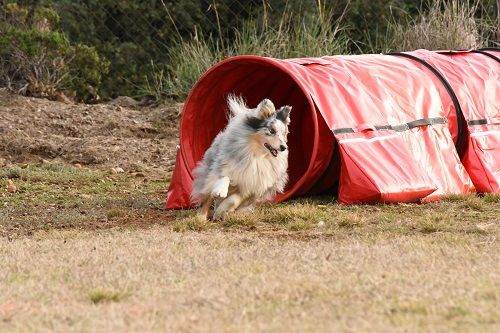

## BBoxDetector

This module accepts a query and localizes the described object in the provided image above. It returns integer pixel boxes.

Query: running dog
[191,96,291,220]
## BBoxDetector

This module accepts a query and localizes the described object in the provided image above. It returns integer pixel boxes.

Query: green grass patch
[2,163,105,185]
[483,193,500,203]
[260,202,326,225]
[172,216,211,232]
[287,219,313,231]
[106,208,127,219]
[88,289,127,304]
[460,196,485,211]
[1,165,23,179]
[1,163,169,237]
[442,194,474,202]
[336,213,364,229]
[222,212,258,229]
[2,162,499,240]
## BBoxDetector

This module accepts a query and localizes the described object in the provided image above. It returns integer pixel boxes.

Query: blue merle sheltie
[191,96,291,220]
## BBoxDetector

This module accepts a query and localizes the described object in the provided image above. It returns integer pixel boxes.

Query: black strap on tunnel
[332,117,447,135]
[332,128,354,134]
[478,47,500,52]
[471,49,500,63]
[385,52,466,156]
[468,119,500,126]
[467,119,488,126]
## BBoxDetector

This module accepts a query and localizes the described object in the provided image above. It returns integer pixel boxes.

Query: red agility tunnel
[166,49,499,208]
[406,49,500,193]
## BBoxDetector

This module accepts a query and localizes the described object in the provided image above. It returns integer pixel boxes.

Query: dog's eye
[269,128,276,135]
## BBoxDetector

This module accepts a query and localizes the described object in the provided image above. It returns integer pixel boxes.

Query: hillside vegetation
[1,0,498,101]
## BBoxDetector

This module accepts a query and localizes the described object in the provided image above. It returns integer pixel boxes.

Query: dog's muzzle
[264,143,278,157]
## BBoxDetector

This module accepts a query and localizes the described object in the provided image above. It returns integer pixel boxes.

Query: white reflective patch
[470,130,500,137]
[338,134,399,144]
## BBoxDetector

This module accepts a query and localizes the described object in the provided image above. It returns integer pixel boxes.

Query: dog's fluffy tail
[227,94,248,117]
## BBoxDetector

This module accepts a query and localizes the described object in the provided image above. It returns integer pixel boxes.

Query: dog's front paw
[211,186,228,198]
[211,176,230,198]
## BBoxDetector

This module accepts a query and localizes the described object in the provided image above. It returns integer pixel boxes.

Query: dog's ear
[256,99,275,119]
[245,116,265,130]
[276,106,292,125]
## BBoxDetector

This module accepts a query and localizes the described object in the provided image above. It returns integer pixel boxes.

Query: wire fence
[51,0,281,96]
[2,0,497,99]
[0,0,326,99]
[62,0,334,98]
[59,0,270,56]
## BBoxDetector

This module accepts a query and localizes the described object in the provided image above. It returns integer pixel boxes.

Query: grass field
[1,163,499,332]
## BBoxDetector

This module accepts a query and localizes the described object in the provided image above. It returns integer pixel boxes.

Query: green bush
[66,44,110,102]
[0,2,109,102]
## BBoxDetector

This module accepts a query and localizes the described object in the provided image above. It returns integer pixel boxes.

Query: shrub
[392,0,487,51]
[0,2,109,102]
[66,44,110,102]
[163,35,223,100]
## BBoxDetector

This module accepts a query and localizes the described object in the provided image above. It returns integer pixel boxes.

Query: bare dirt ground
[1,91,499,332]
[0,89,180,176]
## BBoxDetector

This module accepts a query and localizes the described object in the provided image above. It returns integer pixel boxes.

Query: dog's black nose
[279,145,287,152]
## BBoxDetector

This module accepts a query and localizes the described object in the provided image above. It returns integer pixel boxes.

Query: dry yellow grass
[1,227,499,332]
[1,163,500,332]
[392,0,486,51]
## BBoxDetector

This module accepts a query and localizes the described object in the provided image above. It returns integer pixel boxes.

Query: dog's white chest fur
[226,151,288,198]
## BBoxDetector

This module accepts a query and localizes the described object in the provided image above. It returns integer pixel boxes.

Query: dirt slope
[0,89,181,176]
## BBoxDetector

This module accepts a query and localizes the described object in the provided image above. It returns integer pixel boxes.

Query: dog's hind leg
[198,196,214,220]
[212,193,243,221]
[236,196,255,212]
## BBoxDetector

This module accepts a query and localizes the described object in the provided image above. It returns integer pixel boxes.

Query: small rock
[108,96,138,108]
[7,179,17,193]
[114,167,125,173]
[74,163,82,168]
[317,220,325,227]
